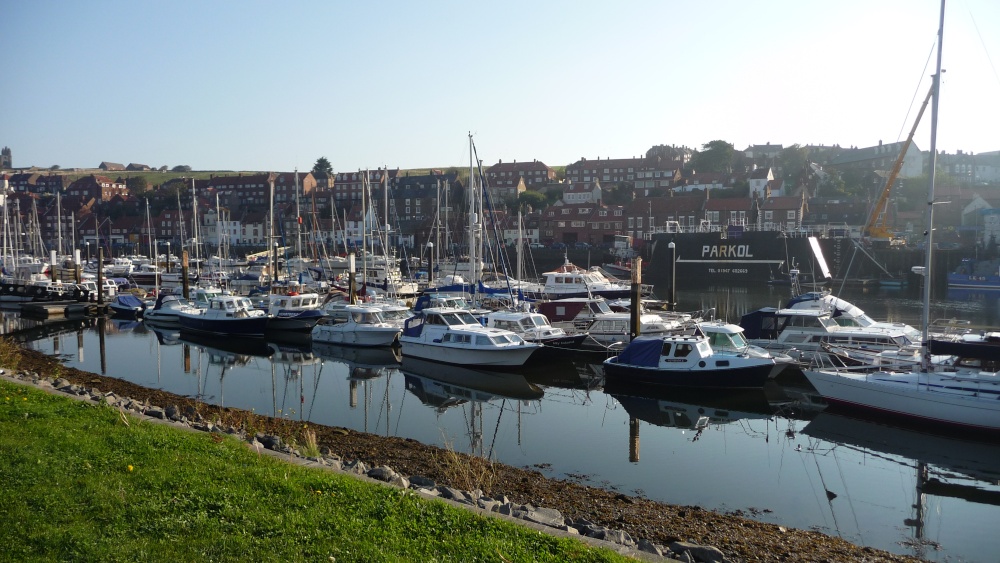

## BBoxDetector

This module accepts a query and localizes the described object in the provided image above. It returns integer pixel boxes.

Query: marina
[5,282,1000,562]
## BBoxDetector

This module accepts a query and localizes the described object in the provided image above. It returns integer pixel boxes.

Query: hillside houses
[4,134,1000,260]
[485,159,555,190]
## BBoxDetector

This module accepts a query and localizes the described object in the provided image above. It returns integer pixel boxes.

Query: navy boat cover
[613,336,662,367]
[114,294,144,308]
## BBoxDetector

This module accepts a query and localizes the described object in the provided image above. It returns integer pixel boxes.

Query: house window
[628,218,634,228]
[599,210,607,217]
[787,210,796,220]
[765,211,773,220]
[614,210,622,216]
[562,209,570,215]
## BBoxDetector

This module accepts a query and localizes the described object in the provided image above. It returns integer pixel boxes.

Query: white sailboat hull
[803,369,1000,435]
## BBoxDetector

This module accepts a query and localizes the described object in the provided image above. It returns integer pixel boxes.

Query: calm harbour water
[7,282,1000,562]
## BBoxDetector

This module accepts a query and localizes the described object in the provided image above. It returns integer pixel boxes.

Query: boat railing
[644,222,855,238]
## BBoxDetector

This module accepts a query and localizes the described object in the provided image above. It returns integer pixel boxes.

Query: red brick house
[485,159,555,190]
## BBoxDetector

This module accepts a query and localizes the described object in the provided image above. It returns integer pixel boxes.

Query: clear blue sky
[4,0,999,173]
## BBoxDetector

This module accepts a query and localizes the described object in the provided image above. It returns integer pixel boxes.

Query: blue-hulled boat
[176,294,269,337]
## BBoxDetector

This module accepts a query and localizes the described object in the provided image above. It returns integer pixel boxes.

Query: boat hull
[312,325,400,347]
[266,310,324,333]
[803,369,1000,437]
[603,361,772,389]
[399,339,538,368]
[646,231,850,285]
[177,314,269,337]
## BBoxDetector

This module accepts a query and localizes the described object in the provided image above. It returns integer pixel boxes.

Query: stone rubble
[9,368,753,562]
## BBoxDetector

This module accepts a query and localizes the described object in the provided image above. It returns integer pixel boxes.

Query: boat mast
[295,168,302,261]
[56,191,62,257]
[921,0,946,370]
[191,178,200,273]
[362,170,368,290]
[269,176,276,287]
[468,133,478,290]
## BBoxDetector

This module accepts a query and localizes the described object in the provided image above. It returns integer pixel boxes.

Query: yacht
[400,307,540,368]
[311,304,401,347]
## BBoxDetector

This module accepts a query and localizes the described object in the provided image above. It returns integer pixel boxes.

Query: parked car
[551,242,567,250]
[574,242,591,249]
[528,242,545,249]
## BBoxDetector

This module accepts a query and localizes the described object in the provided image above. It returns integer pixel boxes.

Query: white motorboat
[739,307,916,361]
[583,312,682,347]
[142,294,200,326]
[484,309,588,352]
[311,304,401,347]
[399,307,540,368]
[535,258,647,300]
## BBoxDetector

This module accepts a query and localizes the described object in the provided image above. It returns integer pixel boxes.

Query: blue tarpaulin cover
[114,294,144,308]
[613,336,662,367]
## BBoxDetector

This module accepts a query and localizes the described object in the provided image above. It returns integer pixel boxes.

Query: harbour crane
[864,85,934,244]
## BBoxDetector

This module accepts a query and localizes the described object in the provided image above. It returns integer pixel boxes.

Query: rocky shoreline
[7,347,920,562]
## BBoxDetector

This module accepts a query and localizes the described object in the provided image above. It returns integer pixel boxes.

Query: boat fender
[698,361,706,368]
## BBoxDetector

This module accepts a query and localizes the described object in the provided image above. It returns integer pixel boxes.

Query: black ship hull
[645,231,851,286]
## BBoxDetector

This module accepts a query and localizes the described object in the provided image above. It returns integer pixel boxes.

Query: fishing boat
[399,307,540,368]
[802,2,1000,437]
[696,320,796,379]
[604,332,776,389]
[263,291,324,333]
[311,304,401,347]
[176,294,270,337]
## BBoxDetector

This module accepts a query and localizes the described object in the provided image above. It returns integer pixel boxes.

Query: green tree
[312,157,333,178]
[171,165,192,172]
[517,190,547,212]
[689,140,735,173]
[126,176,149,197]
[776,145,809,182]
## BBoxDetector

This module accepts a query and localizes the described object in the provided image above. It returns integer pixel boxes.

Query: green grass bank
[0,378,632,562]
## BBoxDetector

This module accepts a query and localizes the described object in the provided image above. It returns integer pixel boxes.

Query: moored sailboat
[802,2,1000,437]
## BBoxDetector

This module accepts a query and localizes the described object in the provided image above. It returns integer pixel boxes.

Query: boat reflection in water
[801,412,1000,560]
[403,356,544,411]
[609,383,778,429]
[311,342,403,434]
[177,332,273,407]
[403,356,544,456]
[311,341,401,381]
